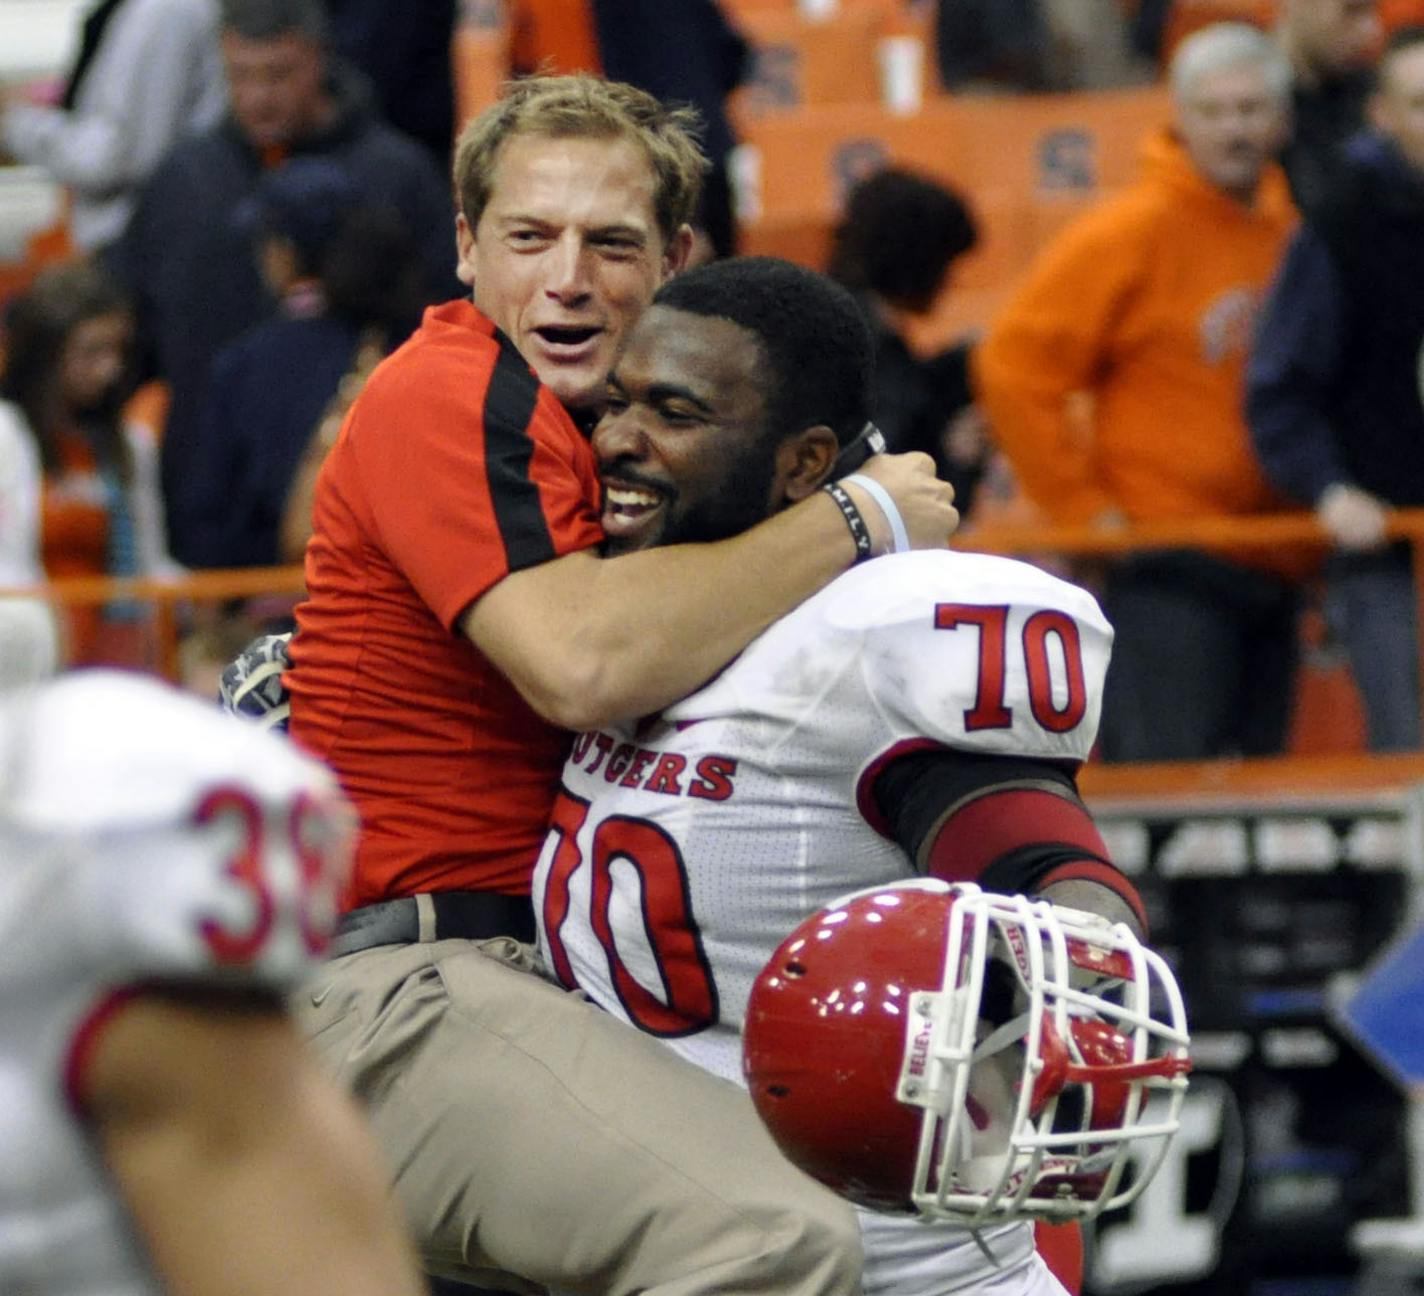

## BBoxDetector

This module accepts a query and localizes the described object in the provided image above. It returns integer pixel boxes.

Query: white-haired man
[976,21,1302,764]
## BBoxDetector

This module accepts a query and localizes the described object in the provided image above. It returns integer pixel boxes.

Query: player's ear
[777,426,840,504]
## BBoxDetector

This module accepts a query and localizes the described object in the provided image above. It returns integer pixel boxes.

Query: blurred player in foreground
[0,669,423,1296]
[534,258,1189,1295]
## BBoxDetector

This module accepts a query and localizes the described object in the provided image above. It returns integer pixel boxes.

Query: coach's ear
[661,223,696,280]
[775,426,840,506]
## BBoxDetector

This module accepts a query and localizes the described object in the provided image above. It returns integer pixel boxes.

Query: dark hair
[0,260,134,479]
[320,206,425,338]
[241,158,422,335]
[1376,24,1424,90]
[653,256,873,448]
[826,168,978,314]
[219,0,328,43]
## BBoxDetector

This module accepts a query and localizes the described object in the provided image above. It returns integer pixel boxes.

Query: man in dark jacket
[111,0,455,567]
[1275,0,1383,214]
[588,0,750,259]
[1247,25,1424,750]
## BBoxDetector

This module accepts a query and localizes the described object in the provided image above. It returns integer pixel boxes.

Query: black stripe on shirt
[483,330,558,572]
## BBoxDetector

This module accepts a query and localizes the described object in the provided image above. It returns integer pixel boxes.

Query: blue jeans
[1325,547,1422,752]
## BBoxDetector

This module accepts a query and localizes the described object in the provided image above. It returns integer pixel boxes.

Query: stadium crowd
[3,3,1424,1296]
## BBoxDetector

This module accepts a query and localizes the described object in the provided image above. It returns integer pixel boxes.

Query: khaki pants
[295,936,864,1295]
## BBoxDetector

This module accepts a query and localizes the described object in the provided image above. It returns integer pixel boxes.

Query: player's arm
[77,987,424,1296]
[464,452,957,731]
[872,748,1145,936]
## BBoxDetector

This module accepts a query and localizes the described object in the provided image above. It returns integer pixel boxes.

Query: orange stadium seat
[736,87,1168,228]
[0,212,74,313]
[735,0,933,113]
[452,0,512,127]
[721,0,800,14]
[505,0,601,75]
[452,24,509,125]
[737,3,885,110]
[1287,603,1370,755]
[735,85,1172,339]
[1160,0,1279,61]
[1381,0,1424,28]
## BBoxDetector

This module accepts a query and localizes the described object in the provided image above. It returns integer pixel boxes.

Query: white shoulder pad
[826,551,1112,761]
[0,671,352,993]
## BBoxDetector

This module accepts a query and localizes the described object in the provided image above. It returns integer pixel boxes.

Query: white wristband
[844,473,910,554]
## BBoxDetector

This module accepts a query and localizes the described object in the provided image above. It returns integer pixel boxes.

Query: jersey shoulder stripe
[483,328,556,573]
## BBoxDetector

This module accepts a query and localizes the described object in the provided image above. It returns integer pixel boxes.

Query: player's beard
[660,439,781,548]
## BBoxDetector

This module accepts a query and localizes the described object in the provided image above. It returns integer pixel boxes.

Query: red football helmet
[742,881,1190,1225]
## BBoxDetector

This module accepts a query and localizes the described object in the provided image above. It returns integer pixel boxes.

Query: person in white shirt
[1,0,226,253]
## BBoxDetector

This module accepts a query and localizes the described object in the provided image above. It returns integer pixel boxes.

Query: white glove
[1317,483,1389,551]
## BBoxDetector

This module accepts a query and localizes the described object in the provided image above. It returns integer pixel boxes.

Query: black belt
[330,891,535,957]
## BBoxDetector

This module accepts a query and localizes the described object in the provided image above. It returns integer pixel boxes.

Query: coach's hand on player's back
[844,451,959,552]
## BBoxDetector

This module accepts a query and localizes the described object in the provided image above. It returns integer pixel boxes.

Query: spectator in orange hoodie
[975,22,1300,763]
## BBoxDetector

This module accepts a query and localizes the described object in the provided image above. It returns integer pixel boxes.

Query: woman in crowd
[0,260,170,665]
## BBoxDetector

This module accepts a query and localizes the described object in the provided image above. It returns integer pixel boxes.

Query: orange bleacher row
[733,85,1174,345]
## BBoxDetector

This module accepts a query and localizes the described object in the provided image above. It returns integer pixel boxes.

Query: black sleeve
[872,746,1114,896]
[873,747,1074,855]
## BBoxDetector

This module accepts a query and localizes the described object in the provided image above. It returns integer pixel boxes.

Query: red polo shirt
[288,300,603,907]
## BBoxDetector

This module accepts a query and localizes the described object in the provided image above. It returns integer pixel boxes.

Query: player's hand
[845,452,959,553]
[1317,482,1388,551]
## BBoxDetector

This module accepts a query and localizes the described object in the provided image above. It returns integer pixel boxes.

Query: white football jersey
[0,671,352,1295]
[533,551,1111,1296]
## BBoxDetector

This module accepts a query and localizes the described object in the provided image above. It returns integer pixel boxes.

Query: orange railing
[7,509,1424,752]
[0,564,307,682]
[966,508,1412,558]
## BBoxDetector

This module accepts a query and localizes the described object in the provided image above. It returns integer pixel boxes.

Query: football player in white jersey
[0,670,424,1296]
[532,258,1148,1296]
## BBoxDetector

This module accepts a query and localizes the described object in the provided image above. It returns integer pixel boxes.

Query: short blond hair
[453,74,708,245]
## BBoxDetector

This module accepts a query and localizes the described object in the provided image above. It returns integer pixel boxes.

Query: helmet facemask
[896,884,1191,1225]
